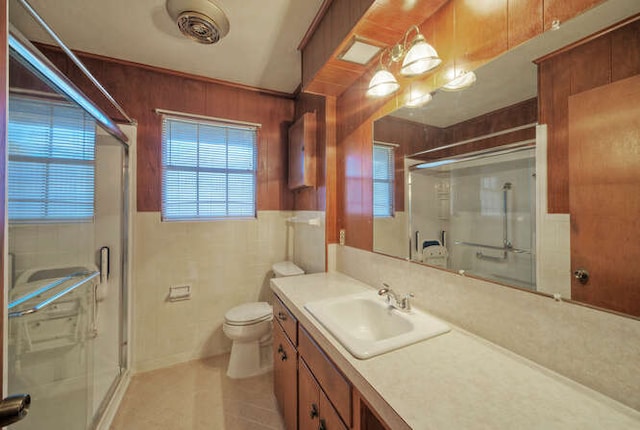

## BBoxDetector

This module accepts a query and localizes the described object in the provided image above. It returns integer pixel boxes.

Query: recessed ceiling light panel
[338,37,383,65]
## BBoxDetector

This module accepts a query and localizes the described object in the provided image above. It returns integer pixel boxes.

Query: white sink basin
[304,291,450,359]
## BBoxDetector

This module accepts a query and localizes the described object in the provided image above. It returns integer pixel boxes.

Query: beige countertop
[271,272,640,430]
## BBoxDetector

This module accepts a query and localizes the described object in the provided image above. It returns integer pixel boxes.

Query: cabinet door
[319,389,348,430]
[299,360,320,430]
[288,111,317,190]
[273,323,297,429]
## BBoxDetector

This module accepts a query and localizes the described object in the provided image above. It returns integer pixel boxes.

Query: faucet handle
[400,292,415,311]
[378,284,392,304]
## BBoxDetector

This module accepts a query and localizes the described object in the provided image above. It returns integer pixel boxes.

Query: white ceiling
[391,0,640,128]
[9,0,324,94]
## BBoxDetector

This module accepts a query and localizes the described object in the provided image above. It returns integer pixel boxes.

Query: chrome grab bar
[8,271,100,318]
[454,241,531,254]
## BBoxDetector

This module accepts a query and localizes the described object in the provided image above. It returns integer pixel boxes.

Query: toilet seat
[225,302,272,326]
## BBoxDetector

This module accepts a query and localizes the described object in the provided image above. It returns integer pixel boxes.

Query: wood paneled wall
[301,0,373,92]
[334,0,605,250]
[537,17,640,213]
[0,0,7,390]
[293,93,327,211]
[36,45,296,212]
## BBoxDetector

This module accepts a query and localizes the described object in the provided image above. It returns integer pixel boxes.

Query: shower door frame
[3,21,133,430]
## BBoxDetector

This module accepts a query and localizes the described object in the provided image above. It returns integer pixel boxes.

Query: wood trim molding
[298,0,335,51]
[32,42,296,99]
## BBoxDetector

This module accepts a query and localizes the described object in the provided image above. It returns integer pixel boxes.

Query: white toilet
[223,261,304,379]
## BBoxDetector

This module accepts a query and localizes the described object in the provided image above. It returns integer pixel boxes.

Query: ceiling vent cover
[166,0,230,44]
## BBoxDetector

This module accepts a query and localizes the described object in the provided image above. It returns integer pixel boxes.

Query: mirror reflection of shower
[409,146,536,290]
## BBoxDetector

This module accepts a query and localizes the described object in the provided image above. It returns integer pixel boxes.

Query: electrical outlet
[339,229,346,246]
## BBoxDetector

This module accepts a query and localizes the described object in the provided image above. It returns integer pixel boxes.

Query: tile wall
[291,210,326,274]
[132,211,293,372]
[373,212,408,259]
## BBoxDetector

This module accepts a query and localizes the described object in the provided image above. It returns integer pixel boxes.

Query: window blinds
[161,116,257,221]
[8,96,96,222]
[373,144,394,218]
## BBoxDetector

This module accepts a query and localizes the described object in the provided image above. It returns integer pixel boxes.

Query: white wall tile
[132,210,293,372]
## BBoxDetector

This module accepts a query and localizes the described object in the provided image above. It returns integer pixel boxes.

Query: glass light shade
[367,69,400,97]
[405,90,432,107]
[442,71,477,91]
[400,38,442,76]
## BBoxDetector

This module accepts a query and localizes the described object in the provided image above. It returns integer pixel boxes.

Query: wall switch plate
[339,229,346,246]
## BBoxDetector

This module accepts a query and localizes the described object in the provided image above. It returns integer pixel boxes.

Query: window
[161,116,258,221]
[373,143,394,218]
[8,95,96,222]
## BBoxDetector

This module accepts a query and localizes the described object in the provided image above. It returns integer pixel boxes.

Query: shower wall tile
[9,223,95,284]
[132,210,293,372]
[335,245,640,411]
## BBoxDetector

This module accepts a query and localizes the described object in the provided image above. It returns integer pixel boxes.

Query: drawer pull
[310,403,319,419]
[277,311,287,321]
[280,350,288,361]
[277,344,284,354]
[319,418,327,430]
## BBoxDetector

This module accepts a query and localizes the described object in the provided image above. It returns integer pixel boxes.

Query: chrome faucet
[378,283,414,312]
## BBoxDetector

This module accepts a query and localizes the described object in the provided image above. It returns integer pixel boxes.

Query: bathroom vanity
[273,289,384,430]
[271,272,640,430]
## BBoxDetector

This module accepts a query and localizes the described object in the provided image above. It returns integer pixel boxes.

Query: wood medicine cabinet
[288,111,317,189]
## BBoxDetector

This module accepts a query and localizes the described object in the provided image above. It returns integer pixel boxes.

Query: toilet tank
[272,261,304,278]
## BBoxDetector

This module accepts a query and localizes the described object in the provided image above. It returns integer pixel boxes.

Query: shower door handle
[0,394,31,426]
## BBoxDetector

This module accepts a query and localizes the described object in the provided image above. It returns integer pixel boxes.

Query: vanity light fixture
[405,88,433,107]
[367,25,441,98]
[398,25,442,76]
[366,50,400,97]
[442,71,477,91]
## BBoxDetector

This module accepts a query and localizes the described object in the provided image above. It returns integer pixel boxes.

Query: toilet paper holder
[168,285,191,302]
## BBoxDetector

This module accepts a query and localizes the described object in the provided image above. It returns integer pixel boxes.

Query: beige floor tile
[110,354,284,430]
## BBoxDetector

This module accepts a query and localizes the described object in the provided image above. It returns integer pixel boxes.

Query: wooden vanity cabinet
[273,294,389,430]
[273,297,298,430]
[299,356,348,430]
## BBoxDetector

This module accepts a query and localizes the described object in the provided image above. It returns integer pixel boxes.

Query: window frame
[372,142,396,218]
[160,113,260,222]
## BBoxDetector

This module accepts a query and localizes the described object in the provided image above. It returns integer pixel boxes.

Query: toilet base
[226,338,273,379]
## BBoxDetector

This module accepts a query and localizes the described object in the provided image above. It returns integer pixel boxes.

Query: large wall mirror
[372,0,640,318]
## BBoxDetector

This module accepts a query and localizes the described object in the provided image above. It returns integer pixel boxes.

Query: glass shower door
[6,39,129,430]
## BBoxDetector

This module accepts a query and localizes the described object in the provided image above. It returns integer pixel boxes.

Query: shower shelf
[8,271,100,318]
[454,241,531,255]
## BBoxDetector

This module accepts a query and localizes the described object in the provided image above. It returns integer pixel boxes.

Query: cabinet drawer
[298,327,352,427]
[274,295,297,345]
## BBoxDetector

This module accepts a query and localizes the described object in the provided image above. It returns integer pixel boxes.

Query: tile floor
[110,354,285,430]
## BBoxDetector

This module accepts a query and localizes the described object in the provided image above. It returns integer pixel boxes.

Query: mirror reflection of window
[373,143,394,218]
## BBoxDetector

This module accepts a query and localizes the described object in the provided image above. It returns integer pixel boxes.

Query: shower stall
[5,18,133,430]
[409,146,536,290]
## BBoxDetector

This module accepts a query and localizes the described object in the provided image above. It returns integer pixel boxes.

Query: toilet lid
[225,302,273,325]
